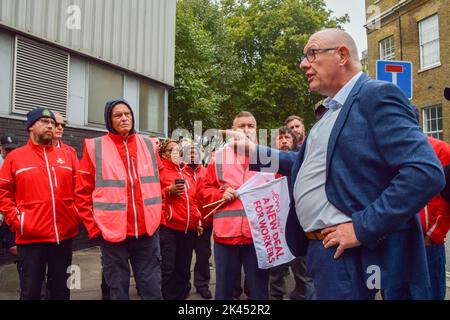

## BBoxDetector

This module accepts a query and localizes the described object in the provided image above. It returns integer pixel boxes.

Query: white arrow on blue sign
[376,60,413,100]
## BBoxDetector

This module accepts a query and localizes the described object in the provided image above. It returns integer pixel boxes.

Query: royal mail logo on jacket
[56,158,65,165]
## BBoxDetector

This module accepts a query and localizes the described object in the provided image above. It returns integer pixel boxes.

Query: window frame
[86,61,125,126]
[379,36,395,61]
[138,79,166,134]
[418,14,440,70]
[422,105,443,140]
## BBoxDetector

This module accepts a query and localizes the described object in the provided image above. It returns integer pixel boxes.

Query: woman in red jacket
[158,139,202,300]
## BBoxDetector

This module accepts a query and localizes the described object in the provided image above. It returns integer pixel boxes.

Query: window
[13,36,69,117]
[419,14,440,69]
[88,63,124,125]
[423,105,443,140]
[139,79,165,133]
[379,36,395,60]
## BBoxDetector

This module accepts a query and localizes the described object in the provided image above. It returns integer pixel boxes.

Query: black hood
[104,99,135,135]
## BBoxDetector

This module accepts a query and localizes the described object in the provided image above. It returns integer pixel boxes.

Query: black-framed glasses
[38,118,56,126]
[56,122,66,128]
[299,47,339,63]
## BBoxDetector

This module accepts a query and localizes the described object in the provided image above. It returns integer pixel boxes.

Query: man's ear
[338,45,351,66]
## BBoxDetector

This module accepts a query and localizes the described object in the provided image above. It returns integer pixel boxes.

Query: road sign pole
[392,72,397,86]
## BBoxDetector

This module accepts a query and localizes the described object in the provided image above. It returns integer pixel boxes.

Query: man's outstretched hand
[220,129,257,155]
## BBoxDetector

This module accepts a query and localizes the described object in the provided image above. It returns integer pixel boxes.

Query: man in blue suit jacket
[232,29,445,300]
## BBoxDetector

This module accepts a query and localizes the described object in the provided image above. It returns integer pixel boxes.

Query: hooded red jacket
[159,160,201,232]
[419,136,450,244]
[0,139,80,244]
[75,132,162,239]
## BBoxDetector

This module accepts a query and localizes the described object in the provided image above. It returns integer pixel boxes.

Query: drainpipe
[398,14,403,60]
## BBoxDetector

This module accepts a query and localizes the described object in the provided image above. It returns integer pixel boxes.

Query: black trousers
[159,225,196,300]
[0,222,15,250]
[100,234,162,300]
[16,239,73,300]
[193,226,212,292]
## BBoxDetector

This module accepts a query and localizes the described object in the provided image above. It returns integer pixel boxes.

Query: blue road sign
[376,60,413,100]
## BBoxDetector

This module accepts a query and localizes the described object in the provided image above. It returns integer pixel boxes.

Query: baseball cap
[0,134,18,149]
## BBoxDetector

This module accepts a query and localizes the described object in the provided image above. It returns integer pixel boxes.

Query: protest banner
[238,176,295,269]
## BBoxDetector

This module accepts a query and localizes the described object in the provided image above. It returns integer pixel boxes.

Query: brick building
[365,0,449,141]
[0,0,176,263]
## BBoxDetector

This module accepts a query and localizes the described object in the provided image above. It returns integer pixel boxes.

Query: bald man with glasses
[231,29,444,300]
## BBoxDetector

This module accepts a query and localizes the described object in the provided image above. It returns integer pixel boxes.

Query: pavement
[0,246,209,300]
[0,246,240,300]
[0,245,296,300]
[0,244,449,300]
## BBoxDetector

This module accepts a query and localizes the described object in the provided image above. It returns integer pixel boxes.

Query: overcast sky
[324,0,368,58]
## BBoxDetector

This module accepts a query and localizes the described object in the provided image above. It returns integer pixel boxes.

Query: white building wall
[0,0,176,87]
[0,28,12,115]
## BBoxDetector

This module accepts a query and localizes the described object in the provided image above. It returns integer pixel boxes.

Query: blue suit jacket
[251,73,445,289]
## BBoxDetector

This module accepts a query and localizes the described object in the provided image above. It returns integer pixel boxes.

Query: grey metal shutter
[13,36,69,117]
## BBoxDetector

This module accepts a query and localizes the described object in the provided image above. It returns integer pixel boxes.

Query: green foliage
[170,0,223,131]
[170,0,349,135]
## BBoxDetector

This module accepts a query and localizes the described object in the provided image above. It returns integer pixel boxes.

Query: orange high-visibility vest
[213,147,257,239]
[85,135,162,242]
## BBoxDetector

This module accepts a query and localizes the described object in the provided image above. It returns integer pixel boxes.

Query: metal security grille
[13,36,69,117]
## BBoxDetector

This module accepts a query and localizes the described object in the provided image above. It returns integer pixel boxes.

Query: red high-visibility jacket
[75,133,162,242]
[0,139,80,244]
[198,147,257,245]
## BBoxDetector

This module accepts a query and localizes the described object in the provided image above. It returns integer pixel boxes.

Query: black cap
[26,107,56,130]
[445,87,450,101]
[0,134,18,149]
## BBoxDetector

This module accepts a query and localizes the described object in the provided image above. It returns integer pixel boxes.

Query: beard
[34,132,53,145]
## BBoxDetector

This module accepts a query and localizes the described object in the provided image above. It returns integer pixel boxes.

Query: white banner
[238,176,295,269]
